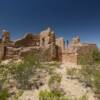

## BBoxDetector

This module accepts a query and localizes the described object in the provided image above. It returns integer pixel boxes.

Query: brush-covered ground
[0,49,100,100]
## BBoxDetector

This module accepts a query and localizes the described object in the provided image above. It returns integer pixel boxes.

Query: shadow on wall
[0,45,7,60]
[56,46,62,61]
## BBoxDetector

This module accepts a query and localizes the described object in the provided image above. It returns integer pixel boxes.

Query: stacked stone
[2,31,10,44]
[49,31,57,60]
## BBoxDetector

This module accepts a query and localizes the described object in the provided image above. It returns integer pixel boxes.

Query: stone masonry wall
[62,51,78,64]
[15,33,40,47]
[56,37,65,51]
[61,44,97,64]
[0,29,97,64]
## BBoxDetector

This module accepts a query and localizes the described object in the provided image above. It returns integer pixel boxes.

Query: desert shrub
[0,49,44,90]
[80,64,97,88]
[78,53,93,65]
[79,94,88,100]
[39,90,69,100]
[79,48,100,65]
[49,73,61,85]
[66,68,78,79]
[12,63,35,89]
[13,90,23,100]
[78,49,100,65]
[0,89,9,100]
[92,49,100,64]
[80,64,100,99]
[92,66,100,93]
[80,65,95,79]
[22,50,41,67]
[11,51,43,89]
[48,73,62,93]
[0,64,9,82]
[0,49,60,90]
[41,62,60,75]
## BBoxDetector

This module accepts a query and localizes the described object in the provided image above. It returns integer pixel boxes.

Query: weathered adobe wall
[0,28,59,61]
[4,47,21,59]
[40,28,57,61]
[14,34,40,47]
[62,51,78,64]
[56,36,79,64]
[61,44,97,64]
[40,30,50,48]
[56,37,65,51]
[55,38,65,61]
[40,28,56,49]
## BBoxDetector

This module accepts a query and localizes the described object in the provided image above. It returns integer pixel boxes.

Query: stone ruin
[0,28,97,64]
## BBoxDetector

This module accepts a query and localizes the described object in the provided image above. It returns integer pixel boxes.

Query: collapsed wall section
[56,37,65,61]
[61,43,97,65]
[14,33,40,47]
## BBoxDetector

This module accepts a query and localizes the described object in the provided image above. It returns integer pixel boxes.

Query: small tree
[0,89,9,100]
[92,49,100,64]
[39,90,69,100]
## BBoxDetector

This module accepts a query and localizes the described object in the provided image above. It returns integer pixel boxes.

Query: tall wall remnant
[2,31,10,43]
[0,28,97,64]
[62,36,97,64]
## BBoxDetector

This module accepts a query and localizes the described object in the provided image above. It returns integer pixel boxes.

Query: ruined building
[0,28,97,64]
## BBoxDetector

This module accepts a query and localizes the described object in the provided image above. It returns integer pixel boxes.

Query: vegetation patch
[39,90,69,100]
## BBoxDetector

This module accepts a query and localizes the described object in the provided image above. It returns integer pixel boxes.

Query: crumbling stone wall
[15,33,40,47]
[56,37,65,51]
[40,28,52,48]
[0,29,97,64]
[61,35,97,64]
[4,47,21,59]
[40,28,57,60]
[2,31,10,43]
[62,44,97,64]
[62,51,78,64]
[55,38,65,61]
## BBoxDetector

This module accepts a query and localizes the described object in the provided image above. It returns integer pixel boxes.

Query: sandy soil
[57,63,95,100]
[19,63,95,100]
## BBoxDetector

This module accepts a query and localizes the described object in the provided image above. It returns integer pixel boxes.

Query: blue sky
[0,0,100,47]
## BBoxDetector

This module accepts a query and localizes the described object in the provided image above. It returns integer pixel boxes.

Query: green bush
[92,66,100,93]
[11,51,42,89]
[48,73,61,85]
[40,62,60,75]
[0,89,9,100]
[48,73,62,93]
[78,54,93,65]
[39,90,69,100]
[80,65,95,79]
[66,68,78,78]
[0,50,43,90]
[79,94,88,100]
[80,64,100,98]
[92,49,100,64]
